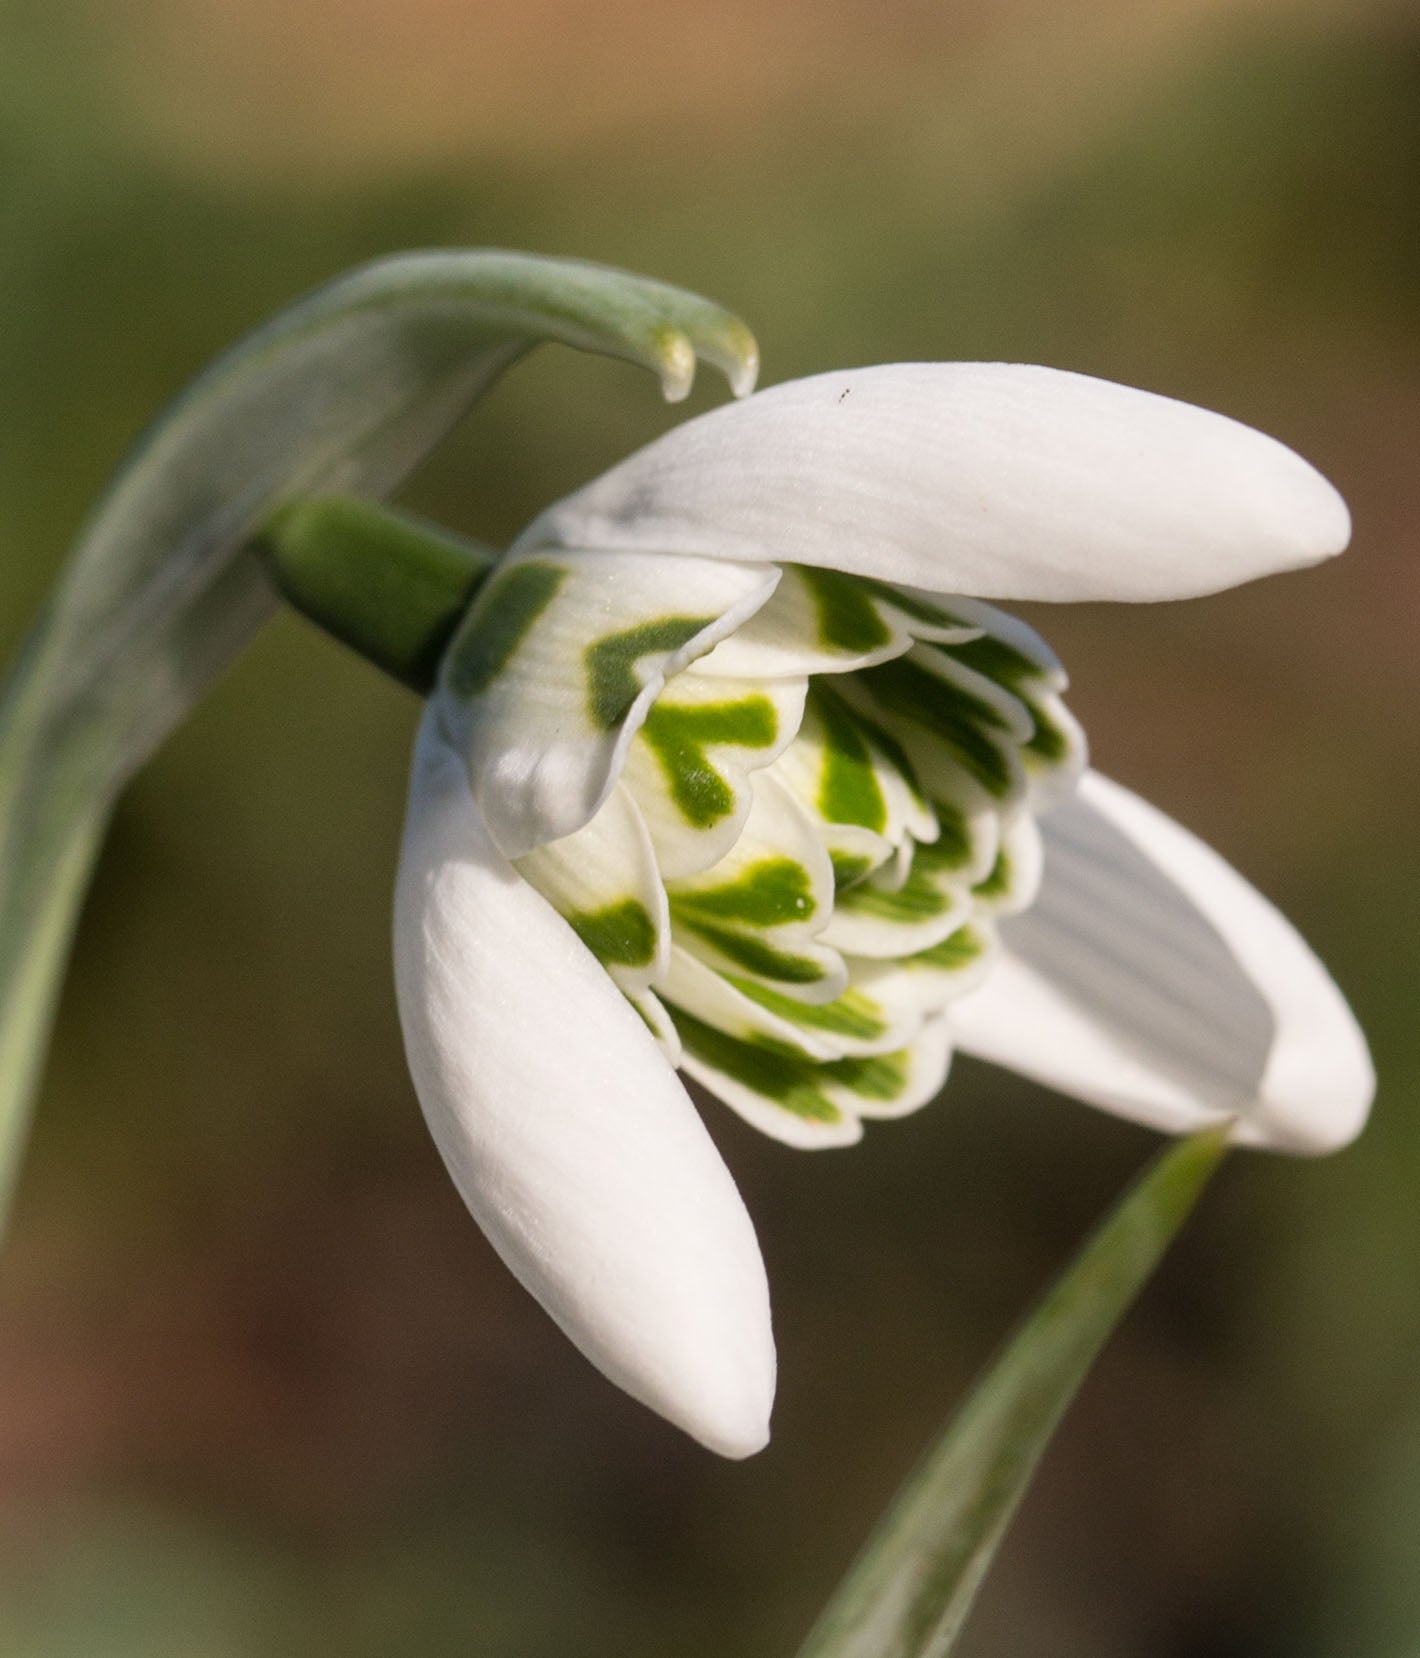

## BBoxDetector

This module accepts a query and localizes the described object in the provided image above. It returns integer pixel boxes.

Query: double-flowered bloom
[393,362,1374,1457]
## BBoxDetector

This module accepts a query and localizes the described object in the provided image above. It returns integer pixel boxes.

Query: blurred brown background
[1,0,1418,1652]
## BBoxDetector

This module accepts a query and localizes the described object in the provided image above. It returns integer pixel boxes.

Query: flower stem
[257,496,498,694]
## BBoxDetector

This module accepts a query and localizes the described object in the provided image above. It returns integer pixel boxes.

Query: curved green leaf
[0,250,759,1227]
[795,1128,1228,1658]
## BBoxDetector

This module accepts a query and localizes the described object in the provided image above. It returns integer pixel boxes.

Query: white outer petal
[950,771,1374,1153]
[394,709,775,1456]
[518,364,1350,601]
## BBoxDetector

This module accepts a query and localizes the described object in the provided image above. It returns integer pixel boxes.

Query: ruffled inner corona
[499,563,1086,1147]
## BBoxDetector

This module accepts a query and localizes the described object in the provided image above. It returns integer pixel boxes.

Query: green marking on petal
[640,694,779,827]
[1022,696,1072,766]
[907,924,990,973]
[812,685,888,832]
[674,921,829,985]
[911,832,971,875]
[584,615,716,729]
[821,1048,912,1104]
[671,857,816,926]
[929,797,977,871]
[859,580,974,633]
[973,847,1013,902]
[943,632,1080,782]
[443,561,566,698]
[566,898,658,967]
[836,846,955,924]
[627,994,659,1035]
[798,567,894,654]
[858,655,1018,799]
[846,700,932,818]
[831,851,875,890]
[729,978,889,1043]
[672,1010,846,1124]
[946,632,1041,690]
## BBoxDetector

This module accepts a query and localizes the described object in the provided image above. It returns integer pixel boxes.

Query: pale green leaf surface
[794,1127,1227,1658]
[0,250,759,1228]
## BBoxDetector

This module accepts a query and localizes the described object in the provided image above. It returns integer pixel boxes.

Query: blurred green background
[1,0,1418,1652]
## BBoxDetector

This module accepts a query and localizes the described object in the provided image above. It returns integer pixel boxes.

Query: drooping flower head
[395,363,1373,1458]
[448,547,1076,1143]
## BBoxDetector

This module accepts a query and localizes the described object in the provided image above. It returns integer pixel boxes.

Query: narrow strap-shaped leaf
[794,1127,1228,1658]
[0,249,759,1229]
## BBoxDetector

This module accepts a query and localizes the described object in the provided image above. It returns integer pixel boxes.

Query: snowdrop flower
[394,363,1373,1458]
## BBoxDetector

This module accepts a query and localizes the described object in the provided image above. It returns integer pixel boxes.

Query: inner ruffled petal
[694,566,941,679]
[510,560,1084,1147]
[676,1009,954,1148]
[618,670,808,880]
[439,547,782,857]
[513,783,670,996]
[667,775,847,1005]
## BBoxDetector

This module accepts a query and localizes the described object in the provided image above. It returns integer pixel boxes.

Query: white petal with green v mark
[969,810,1044,920]
[855,921,1001,1012]
[618,669,807,881]
[395,712,775,1457]
[694,565,980,681]
[944,597,1069,688]
[767,683,936,892]
[676,1009,954,1149]
[519,363,1352,600]
[939,600,1089,806]
[950,770,1375,1154]
[827,698,1020,899]
[736,961,928,1059]
[514,784,669,995]
[438,548,781,857]
[822,834,975,959]
[661,946,925,1063]
[662,947,842,1062]
[918,781,1002,891]
[668,776,846,1003]
[845,643,1034,810]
